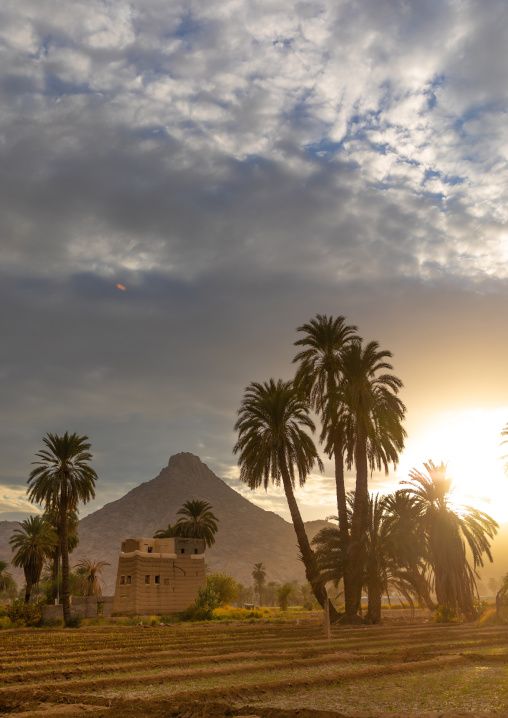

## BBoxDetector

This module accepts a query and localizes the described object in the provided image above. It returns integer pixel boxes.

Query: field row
[1,620,508,718]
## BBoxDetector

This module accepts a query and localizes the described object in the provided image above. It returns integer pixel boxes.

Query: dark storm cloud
[1,0,507,520]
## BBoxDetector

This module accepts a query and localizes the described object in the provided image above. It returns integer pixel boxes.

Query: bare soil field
[1,610,507,718]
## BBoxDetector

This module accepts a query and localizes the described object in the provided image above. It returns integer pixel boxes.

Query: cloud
[1,0,507,520]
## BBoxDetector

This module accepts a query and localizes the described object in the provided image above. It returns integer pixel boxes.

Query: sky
[2,0,508,527]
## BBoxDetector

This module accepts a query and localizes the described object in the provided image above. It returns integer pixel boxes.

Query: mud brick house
[113,536,206,614]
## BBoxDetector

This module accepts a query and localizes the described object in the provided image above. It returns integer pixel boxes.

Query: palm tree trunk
[279,452,340,623]
[343,426,369,623]
[366,578,382,624]
[60,484,71,625]
[332,429,350,617]
[24,571,32,604]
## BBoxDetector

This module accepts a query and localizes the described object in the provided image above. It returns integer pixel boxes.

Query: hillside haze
[0,453,327,593]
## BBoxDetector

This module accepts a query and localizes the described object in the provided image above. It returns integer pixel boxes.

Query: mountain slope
[0,452,324,593]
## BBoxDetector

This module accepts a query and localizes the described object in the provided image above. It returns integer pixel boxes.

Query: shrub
[206,572,238,607]
[277,584,294,611]
[65,614,82,628]
[302,599,319,611]
[0,615,12,629]
[434,605,458,623]
[6,601,43,627]
[476,608,502,627]
[40,618,64,627]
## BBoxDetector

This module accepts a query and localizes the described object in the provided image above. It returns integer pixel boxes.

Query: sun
[395,408,508,524]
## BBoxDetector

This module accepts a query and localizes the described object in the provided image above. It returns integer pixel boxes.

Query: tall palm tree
[339,339,406,621]
[234,379,337,618]
[74,558,110,597]
[27,432,97,624]
[9,516,56,602]
[402,461,498,617]
[293,314,359,545]
[0,560,16,594]
[252,562,267,606]
[175,500,219,548]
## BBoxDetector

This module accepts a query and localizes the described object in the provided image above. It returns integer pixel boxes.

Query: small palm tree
[27,432,98,624]
[0,560,16,594]
[234,379,336,618]
[402,461,498,617]
[153,523,180,539]
[252,562,267,606]
[175,500,219,548]
[73,558,110,596]
[9,516,57,602]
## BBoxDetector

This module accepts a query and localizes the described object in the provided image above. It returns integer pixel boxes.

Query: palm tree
[175,500,219,548]
[153,523,180,539]
[27,432,97,624]
[402,461,498,617]
[9,516,57,602]
[252,562,267,606]
[234,379,337,618]
[382,490,435,611]
[293,314,359,545]
[339,339,406,622]
[0,560,16,594]
[73,558,110,596]
[313,493,422,624]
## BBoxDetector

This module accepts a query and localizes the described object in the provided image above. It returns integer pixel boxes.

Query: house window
[147,546,153,553]
[120,576,125,585]
[164,578,170,585]
[155,575,160,584]
[194,548,198,554]
[145,575,150,584]
[127,576,131,585]
[180,548,185,554]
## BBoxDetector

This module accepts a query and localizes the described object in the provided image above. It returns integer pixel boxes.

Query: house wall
[112,547,206,615]
[41,596,114,621]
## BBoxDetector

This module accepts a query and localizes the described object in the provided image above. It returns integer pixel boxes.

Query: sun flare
[395,408,508,523]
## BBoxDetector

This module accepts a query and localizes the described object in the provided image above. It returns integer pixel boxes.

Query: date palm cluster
[234,314,498,623]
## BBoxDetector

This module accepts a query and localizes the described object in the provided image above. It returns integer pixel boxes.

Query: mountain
[0,453,328,594]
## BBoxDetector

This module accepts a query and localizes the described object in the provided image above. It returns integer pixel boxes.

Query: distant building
[112,536,206,615]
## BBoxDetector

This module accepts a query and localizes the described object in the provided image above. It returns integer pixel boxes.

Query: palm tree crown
[175,500,219,548]
[234,378,323,491]
[27,432,97,511]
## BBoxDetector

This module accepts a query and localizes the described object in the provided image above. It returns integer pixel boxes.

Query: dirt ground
[1,609,507,718]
